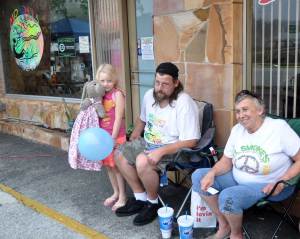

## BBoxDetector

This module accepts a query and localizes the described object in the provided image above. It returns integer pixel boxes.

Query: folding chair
[158,100,217,219]
[243,116,300,239]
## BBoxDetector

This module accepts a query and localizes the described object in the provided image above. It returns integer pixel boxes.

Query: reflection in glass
[0,0,92,98]
[251,0,299,117]
[91,0,123,88]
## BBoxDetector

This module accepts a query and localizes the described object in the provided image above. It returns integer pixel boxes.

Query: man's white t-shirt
[140,89,200,145]
[224,117,300,184]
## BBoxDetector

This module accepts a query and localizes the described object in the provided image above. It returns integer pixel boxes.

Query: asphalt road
[0,133,163,239]
[0,132,299,239]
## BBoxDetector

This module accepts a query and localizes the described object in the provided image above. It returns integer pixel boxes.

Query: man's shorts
[117,138,180,171]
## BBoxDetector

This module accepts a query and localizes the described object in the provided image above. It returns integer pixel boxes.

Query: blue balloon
[78,127,114,161]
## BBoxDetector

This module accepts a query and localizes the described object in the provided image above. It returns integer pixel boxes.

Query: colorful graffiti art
[9,7,44,71]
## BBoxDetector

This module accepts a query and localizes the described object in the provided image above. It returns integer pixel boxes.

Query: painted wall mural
[9,6,44,71]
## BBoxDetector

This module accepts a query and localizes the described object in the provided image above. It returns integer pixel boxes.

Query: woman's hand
[201,171,215,192]
[262,182,285,196]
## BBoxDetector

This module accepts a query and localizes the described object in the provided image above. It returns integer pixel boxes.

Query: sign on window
[57,37,76,57]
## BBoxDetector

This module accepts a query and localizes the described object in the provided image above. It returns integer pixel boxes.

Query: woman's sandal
[103,196,118,207]
[205,231,230,239]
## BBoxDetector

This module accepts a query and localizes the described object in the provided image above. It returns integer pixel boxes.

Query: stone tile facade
[1,98,79,130]
[0,119,70,151]
[0,97,79,150]
[154,0,243,146]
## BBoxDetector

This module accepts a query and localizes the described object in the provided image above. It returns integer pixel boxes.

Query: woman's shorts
[192,168,295,214]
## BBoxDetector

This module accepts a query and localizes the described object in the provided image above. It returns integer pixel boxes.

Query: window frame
[245,0,300,118]
[0,0,95,101]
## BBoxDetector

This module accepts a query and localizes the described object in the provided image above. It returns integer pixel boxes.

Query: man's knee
[136,153,149,176]
[115,150,132,171]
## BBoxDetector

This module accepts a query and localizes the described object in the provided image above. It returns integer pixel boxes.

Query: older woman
[192,90,300,239]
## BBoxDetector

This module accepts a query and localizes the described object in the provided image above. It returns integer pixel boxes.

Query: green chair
[243,116,300,239]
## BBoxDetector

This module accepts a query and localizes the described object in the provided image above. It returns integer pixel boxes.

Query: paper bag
[190,190,217,228]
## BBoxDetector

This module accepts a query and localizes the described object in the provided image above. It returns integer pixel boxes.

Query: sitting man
[115,62,200,226]
[192,90,300,239]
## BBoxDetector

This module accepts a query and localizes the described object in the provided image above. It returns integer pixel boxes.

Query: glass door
[135,0,155,101]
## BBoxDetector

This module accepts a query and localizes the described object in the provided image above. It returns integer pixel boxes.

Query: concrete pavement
[0,132,299,239]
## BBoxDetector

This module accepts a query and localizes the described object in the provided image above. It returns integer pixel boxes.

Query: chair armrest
[287,174,300,186]
[172,128,216,167]
[263,174,300,201]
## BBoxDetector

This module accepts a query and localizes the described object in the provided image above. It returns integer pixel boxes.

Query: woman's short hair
[235,90,266,116]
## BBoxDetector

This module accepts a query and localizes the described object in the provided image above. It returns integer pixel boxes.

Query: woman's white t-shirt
[140,89,200,145]
[224,117,300,184]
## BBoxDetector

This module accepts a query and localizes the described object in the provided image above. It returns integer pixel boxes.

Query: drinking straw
[185,211,187,220]
[165,204,168,212]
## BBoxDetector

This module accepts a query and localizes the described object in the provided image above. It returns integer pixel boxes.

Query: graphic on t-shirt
[103,98,114,111]
[101,99,115,127]
[233,144,270,175]
[144,113,166,144]
[234,155,259,174]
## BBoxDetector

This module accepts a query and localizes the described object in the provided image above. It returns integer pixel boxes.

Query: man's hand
[129,132,141,141]
[144,148,163,166]
[262,182,285,196]
[201,171,215,192]
[129,118,145,141]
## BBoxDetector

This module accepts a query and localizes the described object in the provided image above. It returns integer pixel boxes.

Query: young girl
[96,64,127,211]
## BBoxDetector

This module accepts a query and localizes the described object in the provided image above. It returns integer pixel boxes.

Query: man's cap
[155,62,179,79]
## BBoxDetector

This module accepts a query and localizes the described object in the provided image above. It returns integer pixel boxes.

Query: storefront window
[251,0,300,117]
[0,0,92,98]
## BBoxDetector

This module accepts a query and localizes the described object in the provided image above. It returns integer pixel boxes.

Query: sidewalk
[0,132,299,239]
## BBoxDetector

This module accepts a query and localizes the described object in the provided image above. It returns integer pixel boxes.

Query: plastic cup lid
[177,215,194,227]
[157,207,174,217]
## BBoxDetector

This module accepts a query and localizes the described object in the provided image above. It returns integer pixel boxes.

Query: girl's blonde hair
[95,64,118,85]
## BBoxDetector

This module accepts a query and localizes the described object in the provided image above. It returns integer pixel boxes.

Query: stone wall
[0,97,79,150]
[153,0,243,146]
[1,98,79,130]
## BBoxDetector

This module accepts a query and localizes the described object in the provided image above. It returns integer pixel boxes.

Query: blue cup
[157,206,174,238]
[177,215,194,239]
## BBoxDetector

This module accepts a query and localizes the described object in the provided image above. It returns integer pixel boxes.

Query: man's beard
[153,90,169,102]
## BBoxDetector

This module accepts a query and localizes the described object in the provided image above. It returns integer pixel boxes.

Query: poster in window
[141,37,154,60]
[57,37,76,57]
[79,36,89,53]
[9,7,44,71]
